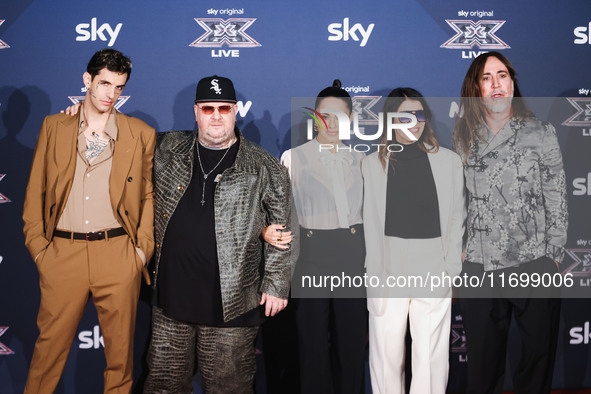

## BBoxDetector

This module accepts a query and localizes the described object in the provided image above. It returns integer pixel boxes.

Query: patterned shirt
[463,117,568,271]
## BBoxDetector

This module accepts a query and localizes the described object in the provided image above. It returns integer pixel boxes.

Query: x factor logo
[302,96,382,139]
[562,98,591,127]
[67,96,130,110]
[450,323,467,353]
[0,20,9,49]
[441,20,510,50]
[0,327,14,355]
[190,18,261,47]
[352,96,381,125]
[0,174,10,203]
[563,249,591,277]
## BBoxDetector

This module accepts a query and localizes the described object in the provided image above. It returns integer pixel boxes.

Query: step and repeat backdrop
[1,0,590,392]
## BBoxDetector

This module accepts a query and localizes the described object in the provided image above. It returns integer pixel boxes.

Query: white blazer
[362,145,466,314]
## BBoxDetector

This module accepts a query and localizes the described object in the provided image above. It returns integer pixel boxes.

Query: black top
[384,142,441,239]
[156,137,263,326]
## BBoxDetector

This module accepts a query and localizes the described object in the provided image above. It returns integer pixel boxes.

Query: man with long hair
[454,52,567,393]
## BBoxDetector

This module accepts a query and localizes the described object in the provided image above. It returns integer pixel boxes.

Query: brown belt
[53,227,127,241]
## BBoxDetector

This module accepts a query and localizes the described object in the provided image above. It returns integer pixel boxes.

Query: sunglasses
[197,104,234,115]
[398,110,426,123]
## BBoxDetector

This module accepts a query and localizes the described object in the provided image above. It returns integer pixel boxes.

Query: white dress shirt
[281,139,363,230]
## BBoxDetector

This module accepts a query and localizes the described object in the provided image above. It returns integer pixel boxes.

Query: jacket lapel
[479,120,516,157]
[54,115,78,211]
[110,113,138,210]
[428,150,450,241]
[377,161,388,227]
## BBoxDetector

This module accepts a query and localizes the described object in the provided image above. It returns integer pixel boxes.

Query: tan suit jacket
[23,111,155,283]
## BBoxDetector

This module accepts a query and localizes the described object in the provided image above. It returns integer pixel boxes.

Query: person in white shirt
[281,80,367,394]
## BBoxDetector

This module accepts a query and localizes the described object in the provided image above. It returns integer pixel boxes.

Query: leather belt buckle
[85,232,100,241]
[86,231,105,241]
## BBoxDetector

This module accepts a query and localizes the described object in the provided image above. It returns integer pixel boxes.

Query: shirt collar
[78,103,118,140]
[481,116,514,141]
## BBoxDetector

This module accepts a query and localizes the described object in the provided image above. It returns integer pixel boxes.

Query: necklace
[86,123,103,137]
[83,106,108,138]
[195,139,234,206]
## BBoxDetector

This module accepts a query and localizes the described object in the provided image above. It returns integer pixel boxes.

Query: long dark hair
[378,87,439,170]
[453,51,533,161]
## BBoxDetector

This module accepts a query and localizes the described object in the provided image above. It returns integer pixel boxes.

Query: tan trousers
[24,234,143,394]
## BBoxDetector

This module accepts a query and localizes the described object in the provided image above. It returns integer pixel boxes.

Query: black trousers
[294,225,367,394]
[296,297,367,394]
[459,260,561,394]
[262,298,300,394]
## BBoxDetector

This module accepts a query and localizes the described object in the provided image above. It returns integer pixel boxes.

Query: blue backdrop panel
[1,0,590,392]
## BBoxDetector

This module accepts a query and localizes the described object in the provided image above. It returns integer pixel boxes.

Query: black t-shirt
[156,137,263,326]
[384,142,441,239]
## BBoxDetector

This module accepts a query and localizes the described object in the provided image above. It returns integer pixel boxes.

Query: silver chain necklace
[83,105,108,138]
[195,139,233,206]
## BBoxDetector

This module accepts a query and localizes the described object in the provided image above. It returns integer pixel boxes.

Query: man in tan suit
[22,48,155,393]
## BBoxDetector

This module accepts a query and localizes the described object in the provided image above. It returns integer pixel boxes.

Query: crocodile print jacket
[151,128,298,322]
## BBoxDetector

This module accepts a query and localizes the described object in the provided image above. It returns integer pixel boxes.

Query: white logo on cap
[211,79,222,94]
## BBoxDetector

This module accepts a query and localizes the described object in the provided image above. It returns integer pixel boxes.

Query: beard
[486,98,512,113]
[484,80,514,114]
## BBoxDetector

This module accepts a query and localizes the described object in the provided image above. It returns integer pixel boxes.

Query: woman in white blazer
[362,88,466,394]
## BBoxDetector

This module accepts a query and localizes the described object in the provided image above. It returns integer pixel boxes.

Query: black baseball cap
[195,75,237,103]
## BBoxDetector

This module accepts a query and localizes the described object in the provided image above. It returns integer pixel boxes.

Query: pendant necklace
[195,138,234,206]
[87,123,104,137]
[83,105,108,139]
